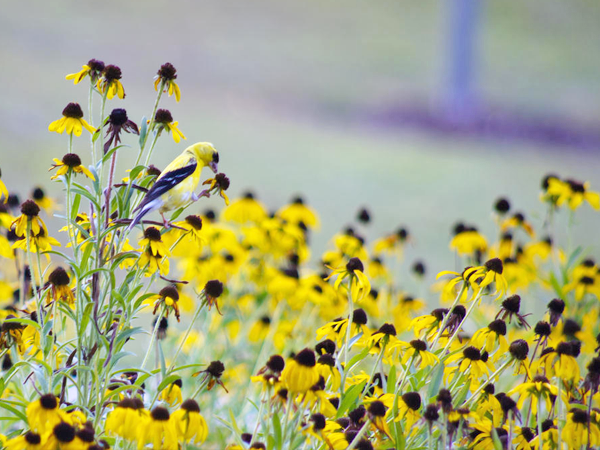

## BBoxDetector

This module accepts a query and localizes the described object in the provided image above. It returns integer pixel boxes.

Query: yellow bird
[129,142,219,229]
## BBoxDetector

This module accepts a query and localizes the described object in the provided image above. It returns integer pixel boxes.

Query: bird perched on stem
[128,142,219,229]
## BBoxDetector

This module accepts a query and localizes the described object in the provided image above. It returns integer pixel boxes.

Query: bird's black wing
[134,161,197,212]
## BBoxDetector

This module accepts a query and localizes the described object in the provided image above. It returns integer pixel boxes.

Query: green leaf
[347,347,370,373]
[101,145,127,164]
[336,381,366,418]
[129,165,147,181]
[548,272,563,298]
[272,411,282,449]
[156,374,184,394]
[426,362,445,401]
[387,365,397,394]
[138,116,148,147]
[70,193,81,221]
[3,317,40,330]
[0,400,27,422]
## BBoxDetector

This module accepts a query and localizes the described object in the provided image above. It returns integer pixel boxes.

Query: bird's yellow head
[185,142,219,173]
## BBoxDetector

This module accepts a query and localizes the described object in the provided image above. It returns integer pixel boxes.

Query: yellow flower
[49,153,95,181]
[31,187,57,213]
[537,342,580,383]
[65,59,105,84]
[470,320,509,361]
[48,103,95,136]
[547,177,600,210]
[137,406,178,450]
[277,196,320,229]
[105,398,148,442]
[391,339,439,368]
[152,109,186,143]
[476,258,508,300]
[96,64,125,99]
[155,63,181,102]
[396,392,421,432]
[222,192,268,224]
[326,257,371,302]
[449,223,487,256]
[11,200,46,238]
[171,399,209,445]
[373,227,409,256]
[201,173,231,206]
[5,431,44,450]
[508,375,559,415]
[46,267,75,305]
[138,227,170,277]
[26,394,67,434]
[282,349,319,393]
[160,379,183,407]
[562,410,600,449]
[501,212,535,237]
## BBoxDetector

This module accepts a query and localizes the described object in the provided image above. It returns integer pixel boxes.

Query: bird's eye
[212,152,219,163]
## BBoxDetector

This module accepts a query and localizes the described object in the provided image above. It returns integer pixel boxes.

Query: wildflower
[316,353,341,391]
[494,197,510,215]
[470,421,509,450]
[48,102,95,136]
[584,356,600,392]
[201,172,231,205]
[436,266,484,295]
[562,410,600,448]
[47,267,75,305]
[160,379,183,407]
[5,431,44,450]
[508,375,558,415]
[169,214,204,243]
[508,339,531,377]
[501,212,535,237]
[97,64,125,99]
[31,187,56,213]
[277,196,320,229]
[410,308,448,338]
[105,398,147,441]
[222,192,268,224]
[470,320,509,360]
[65,58,105,84]
[538,341,580,383]
[26,394,66,434]
[193,360,227,392]
[138,227,170,276]
[477,258,508,298]
[172,399,208,445]
[326,257,371,302]
[44,422,78,450]
[367,400,390,437]
[393,339,439,368]
[203,279,224,312]
[449,346,491,381]
[249,316,271,342]
[155,63,181,102]
[153,109,185,143]
[357,207,370,223]
[547,177,600,210]
[373,227,409,255]
[138,406,178,450]
[475,384,502,425]
[496,294,530,329]
[396,392,421,431]
[547,298,565,326]
[449,223,487,256]
[513,427,535,450]
[564,272,600,301]
[315,309,368,346]
[49,153,95,181]
[11,200,45,237]
[282,348,319,393]
[151,285,181,322]
[103,108,139,154]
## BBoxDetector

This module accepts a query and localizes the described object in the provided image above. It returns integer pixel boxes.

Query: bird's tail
[127,205,152,231]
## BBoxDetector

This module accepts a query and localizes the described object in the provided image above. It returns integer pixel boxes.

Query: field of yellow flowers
[0,61,599,450]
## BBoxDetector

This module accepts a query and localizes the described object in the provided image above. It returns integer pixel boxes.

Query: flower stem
[140,307,164,371]
[431,283,466,349]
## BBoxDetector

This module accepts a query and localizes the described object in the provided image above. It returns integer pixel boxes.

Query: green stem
[463,359,512,407]
[168,298,207,371]
[346,419,371,450]
[440,290,482,356]
[140,307,164,370]
[431,283,466,349]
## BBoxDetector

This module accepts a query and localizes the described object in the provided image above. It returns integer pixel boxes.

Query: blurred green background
[2,0,600,276]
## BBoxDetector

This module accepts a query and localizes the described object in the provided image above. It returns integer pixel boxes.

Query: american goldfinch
[129,142,219,229]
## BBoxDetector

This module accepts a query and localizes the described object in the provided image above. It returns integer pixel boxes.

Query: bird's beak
[209,161,218,174]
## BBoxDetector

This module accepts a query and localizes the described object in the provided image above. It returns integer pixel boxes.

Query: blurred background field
[1,0,600,279]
